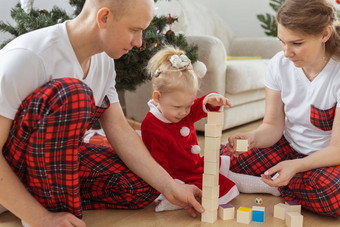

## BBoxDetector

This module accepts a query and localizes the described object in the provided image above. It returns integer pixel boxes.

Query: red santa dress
[141,93,239,204]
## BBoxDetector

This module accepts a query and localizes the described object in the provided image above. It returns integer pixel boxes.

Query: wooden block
[205,124,222,138]
[202,196,219,211]
[235,139,248,152]
[207,111,224,126]
[204,149,219,163]
[237,207,252,224]
[274,203,290,220]
[218,203,234,220]
[252,206,265,223]
[204,161,219,175]
[201,209,218,223]
[202,173,219,187]
[285,201,302,213]
[204,137,221,151]
[286,212,303,227]
[202,185,219,199]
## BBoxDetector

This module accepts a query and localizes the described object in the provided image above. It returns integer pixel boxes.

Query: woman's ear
[153,90,161,103]
[322,25,332,42]
[96,7,111,29]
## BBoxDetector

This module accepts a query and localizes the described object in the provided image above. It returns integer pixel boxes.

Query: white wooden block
[237,207,252,224]
[202,196,219,211]
[202,173,219,187]
[201,209,218,223]
[204,137,221,151]
[202,185,219,199]
[285,201,302,213]
[274,203,290,220]
[205,124,222,138]
[218,203,234,220]
[204,149,219,163]
[207,111,224,126]
[204,161,219,175]
[286,212,303,227]
[235,139,248,152]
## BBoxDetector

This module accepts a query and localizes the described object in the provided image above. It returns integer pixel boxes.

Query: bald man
[0,0,204,226]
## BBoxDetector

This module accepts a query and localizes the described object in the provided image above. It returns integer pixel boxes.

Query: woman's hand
[226,132,255,157]
[261,159,301,187]
[162,181,204,217]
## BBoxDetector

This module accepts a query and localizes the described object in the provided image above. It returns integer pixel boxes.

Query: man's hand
[29,212,86,227]
[163,181,204,217]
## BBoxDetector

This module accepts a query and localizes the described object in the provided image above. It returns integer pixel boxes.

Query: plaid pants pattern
[3,78,159,218]
[220,137,340,217]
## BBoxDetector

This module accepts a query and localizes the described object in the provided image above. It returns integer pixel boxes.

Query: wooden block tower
[201,111,224,223]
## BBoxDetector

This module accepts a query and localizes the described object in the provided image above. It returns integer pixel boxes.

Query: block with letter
[237,207,252,224]
[218,203,234,220]
[235,139,248,152]
[252,206,265,223]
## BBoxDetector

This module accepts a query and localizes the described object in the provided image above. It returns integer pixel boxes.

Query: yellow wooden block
[218,204,234,220]
[201,209,218,223]
[204,137,221,151]
[204,161,219,175]
[202,173,219,187]
[286,212,303,227]
[205,124,222,138]
[202,196,219,211]
[207,111,224,126]
[274,203,290,220]
[235,139,248,152]
[237,207,252,224]
[202,185,219,199]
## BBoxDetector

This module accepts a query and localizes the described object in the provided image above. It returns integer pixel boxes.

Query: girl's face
[155,89,197,123]
[277,23,329,69]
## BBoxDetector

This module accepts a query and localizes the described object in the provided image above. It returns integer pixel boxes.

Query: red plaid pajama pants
[220,136,340,217]
[2,78,159,218]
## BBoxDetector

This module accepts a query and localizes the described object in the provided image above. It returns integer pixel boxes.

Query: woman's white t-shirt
[264,51,340,155]
[0,21,118,120]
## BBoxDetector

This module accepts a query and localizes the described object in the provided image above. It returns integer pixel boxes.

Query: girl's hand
[261,160,300,187]
[226,132,255,158]
[203,94,232,108]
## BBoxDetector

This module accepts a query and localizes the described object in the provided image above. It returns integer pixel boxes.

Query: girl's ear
[153,90,161,103]
[96,7,111,29]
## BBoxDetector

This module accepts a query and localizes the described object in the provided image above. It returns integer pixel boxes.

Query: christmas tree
[0,0,198,91]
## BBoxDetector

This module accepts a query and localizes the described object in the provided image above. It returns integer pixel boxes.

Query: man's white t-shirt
[0,21,118,120]
[265,51,340,155]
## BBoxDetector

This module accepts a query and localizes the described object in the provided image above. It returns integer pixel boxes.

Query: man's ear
[153,90,161,103]
[96,7,111,29]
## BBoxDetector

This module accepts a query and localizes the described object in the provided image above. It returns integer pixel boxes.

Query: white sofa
[124,0,281,131]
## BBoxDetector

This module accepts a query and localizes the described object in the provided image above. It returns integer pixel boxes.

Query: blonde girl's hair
[147,46,201,93]
[276,0,340,59]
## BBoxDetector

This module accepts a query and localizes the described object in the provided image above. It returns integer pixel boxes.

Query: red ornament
[337,0,340,4]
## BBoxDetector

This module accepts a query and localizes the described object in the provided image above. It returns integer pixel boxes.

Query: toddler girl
[141,46,239,211]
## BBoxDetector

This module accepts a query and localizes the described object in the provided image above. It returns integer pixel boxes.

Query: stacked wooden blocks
[201,112,223,223]
[274,201,303,227]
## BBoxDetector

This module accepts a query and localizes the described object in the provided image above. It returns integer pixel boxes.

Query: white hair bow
[170,54,191,69]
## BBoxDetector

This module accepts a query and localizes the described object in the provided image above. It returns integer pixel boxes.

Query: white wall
[1,0,340,44]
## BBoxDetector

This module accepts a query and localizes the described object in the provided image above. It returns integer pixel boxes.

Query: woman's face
[277,23,327,69]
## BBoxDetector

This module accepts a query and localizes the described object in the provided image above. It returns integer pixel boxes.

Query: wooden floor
[1,120,340,226]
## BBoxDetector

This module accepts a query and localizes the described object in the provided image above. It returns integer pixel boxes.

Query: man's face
[101,0,154,59]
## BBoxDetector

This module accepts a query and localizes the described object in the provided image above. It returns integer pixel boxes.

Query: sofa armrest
[229,37,281,59]
[186,35,227,96]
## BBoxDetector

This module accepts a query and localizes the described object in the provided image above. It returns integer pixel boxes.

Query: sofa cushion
[226,59,268,94]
